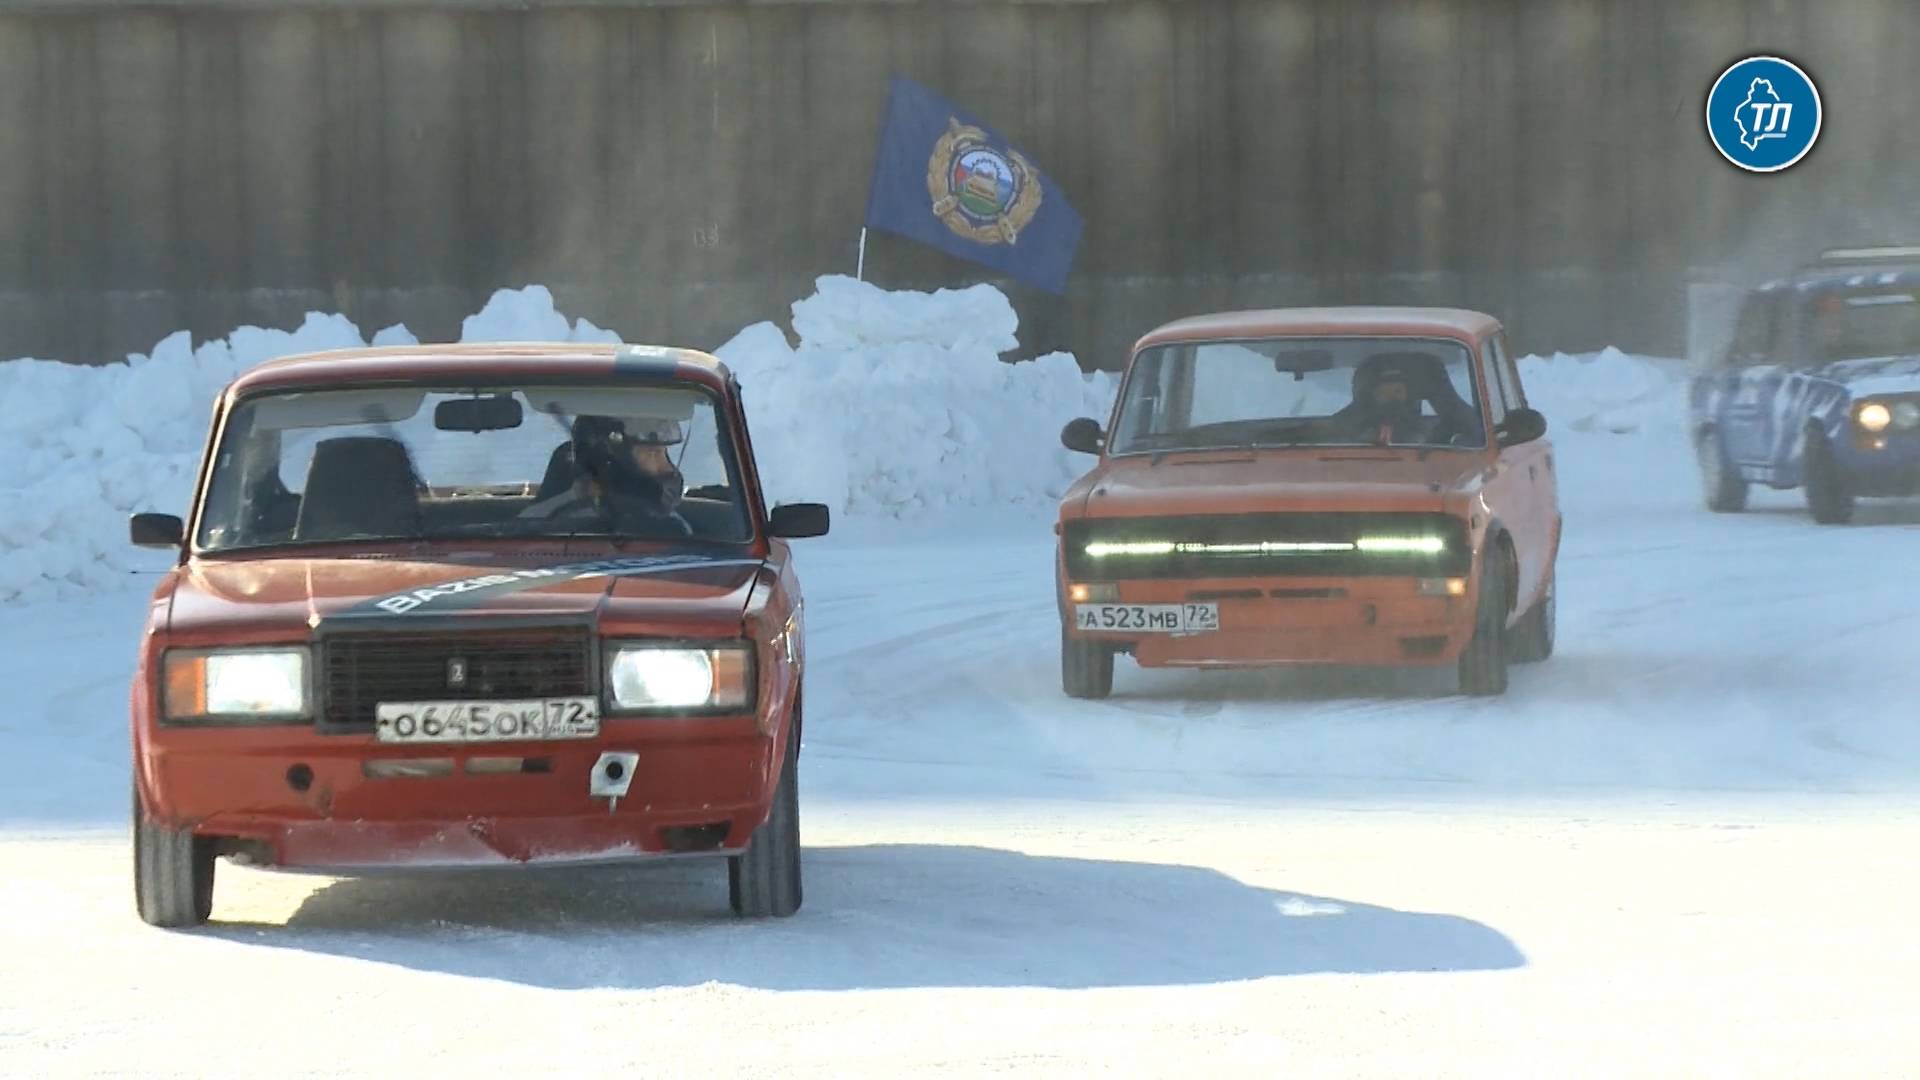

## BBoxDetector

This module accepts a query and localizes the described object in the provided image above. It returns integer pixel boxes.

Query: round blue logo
[1705,56,1822,173]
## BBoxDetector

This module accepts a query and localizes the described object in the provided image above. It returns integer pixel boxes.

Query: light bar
[1085,536,1446,557]
[1354,536,1446,554]
[1084,541,1177,557]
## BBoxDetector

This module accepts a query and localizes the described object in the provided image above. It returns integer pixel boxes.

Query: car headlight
[1857,402,1893,432]
[163,648,309,723]
[1894,401,1920,430]
[606,642,754,712]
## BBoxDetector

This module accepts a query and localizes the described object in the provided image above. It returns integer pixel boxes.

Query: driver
[1330,356,1437,445]
[520,414,690,535]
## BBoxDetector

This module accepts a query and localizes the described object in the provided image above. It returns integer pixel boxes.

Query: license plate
[1074,602,1219,634]
[373,697,600,744]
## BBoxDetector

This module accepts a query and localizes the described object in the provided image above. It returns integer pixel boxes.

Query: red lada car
[1055,307,1561,699]
[128,343,828,927]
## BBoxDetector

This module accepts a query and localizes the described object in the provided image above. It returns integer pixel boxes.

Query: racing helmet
[624,416,686,447]
[1352,351,1445,404]
[569,413,685,509]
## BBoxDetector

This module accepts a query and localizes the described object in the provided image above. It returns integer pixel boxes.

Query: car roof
[1133,307,1500,352]
[1755,267,1920,297]
[225,343,733,397]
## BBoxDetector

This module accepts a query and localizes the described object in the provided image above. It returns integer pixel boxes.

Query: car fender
[1475,516,1519,618]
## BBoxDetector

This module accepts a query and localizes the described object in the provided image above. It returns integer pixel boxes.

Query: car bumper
[1839,431,1920,492]
[1063,577,1475,667]
[136,724,778,870]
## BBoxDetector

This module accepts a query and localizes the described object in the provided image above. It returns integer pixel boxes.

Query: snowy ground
[6,282,1920,1075]
[6,409,1920,1077]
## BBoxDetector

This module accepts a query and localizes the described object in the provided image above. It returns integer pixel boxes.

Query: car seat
[536,442,576,502]
[293,436,423,541]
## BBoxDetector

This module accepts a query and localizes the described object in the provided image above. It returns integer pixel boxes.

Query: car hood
[1820,355,1920,398]
[1073,449,1486,519]
[163,546,768,638]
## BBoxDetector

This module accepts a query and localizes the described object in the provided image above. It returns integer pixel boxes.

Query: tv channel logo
[1706,56,1822,173]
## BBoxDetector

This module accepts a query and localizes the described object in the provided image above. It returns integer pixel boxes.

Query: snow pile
[718,275,1117,515]
[0,272,1689,604]
[0,278,1114,601]
[1517,346,1689,437]
[787,274,1020,354]
[460,287,622,346]
[0,287,619,602]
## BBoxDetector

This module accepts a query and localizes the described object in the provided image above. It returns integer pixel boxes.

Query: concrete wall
[2,0,1917,370]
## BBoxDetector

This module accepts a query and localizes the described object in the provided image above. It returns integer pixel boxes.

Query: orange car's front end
[131,546,805,872]
[1056,456,1490,670]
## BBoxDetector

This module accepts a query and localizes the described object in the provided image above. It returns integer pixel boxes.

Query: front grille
[1063,512,1470,581]
[319,626,595,733]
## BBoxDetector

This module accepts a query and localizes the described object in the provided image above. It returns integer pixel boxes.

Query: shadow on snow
[203,842,1525,991]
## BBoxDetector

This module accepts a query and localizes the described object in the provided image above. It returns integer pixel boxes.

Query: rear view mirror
[1273,349,1334,377]
[769,503,830,539]
[1498,408,1548,447]
[1061,418,1105,455]
[130,512,184,548]
[435,395,523,432]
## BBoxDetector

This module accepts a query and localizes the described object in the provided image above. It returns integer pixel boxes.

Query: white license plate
[1074,602,1219,634]
[373,697,601,744]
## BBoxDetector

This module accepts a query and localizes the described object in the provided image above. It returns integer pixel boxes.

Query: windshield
[1109,336,1486,454]
[1810,288,1920,362]
[194,382,753,551]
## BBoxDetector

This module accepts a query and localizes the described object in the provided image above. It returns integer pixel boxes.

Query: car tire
[1699,428,1748,513]
[1509,572,1556,664]
[134,784,214,929]
[1804,429,1855,525]
[1457,548,1511,697]
[1061,624,1114,700]
[728,723,802,919]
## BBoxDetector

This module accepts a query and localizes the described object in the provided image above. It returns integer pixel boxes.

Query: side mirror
[1061,417,1105,455]
[1497,408,1548,448]
[769,502,830,539]
[130,512,185,548]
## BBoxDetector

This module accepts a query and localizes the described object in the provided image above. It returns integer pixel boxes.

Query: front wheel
[728,724,802,918]
[134,785,215,928]
[1804,430,1855,525]
[1457,549,1511,696]
[1509,572,1556,664]
[1061,624,1114,699]
[1699,429,1748,513]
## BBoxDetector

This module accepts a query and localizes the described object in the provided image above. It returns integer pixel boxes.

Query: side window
[1481,340,1508,426]
[1727,294,1781,366]
[1492,334,1526,411]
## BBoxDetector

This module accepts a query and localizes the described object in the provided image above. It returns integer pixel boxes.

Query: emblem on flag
[926,119,1044,246]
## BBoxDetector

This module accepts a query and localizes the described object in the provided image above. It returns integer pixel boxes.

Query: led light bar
[1354,536,1447,555]
[1085,536,1446,558]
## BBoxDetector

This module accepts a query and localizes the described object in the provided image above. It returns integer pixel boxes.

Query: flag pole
[856,227,869,281]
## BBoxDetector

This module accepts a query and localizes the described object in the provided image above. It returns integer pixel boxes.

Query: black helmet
[624,416,685,447]
[1353,351,1446,399]
[570,415,629,481]
[570,414,683,510]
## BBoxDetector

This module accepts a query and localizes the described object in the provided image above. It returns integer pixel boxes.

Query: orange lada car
[127,344,827,927]
[1055,308,1560,699]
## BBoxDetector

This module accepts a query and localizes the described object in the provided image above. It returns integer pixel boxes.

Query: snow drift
[0,277,1682,602]
[714,275,1117,516]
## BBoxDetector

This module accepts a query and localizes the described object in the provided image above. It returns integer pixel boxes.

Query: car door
[1720,291,1789,471]
[1484,332,1548,606]
[1765,300,1825,478]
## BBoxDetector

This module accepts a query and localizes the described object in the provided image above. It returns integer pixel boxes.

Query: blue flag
[862,76,1083,295]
